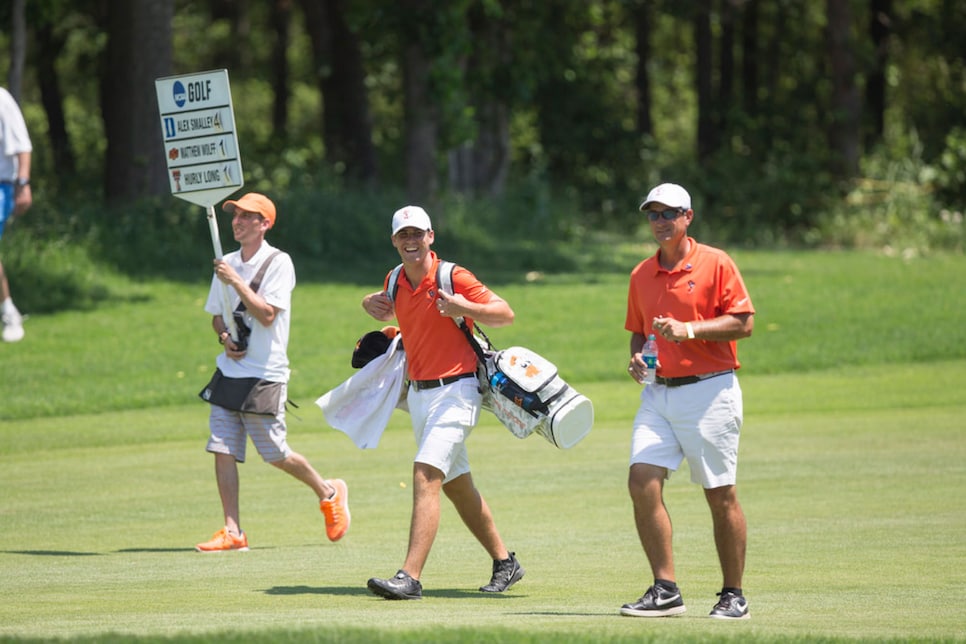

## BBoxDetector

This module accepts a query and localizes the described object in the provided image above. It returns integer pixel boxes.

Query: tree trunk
[389,0,439,204]
[35,21,76,179]
[207,0,250,72]
[270,0,292,139]
[865,0,891,148]
[826,0,861,178]
[299,0,378,183]
[741,0,759,117]
[8,0,27,99]
[402,37,438,204]
[633,0,654,137]
[719,0,736,127]
[101,0,173,203]
[448,101,509,197]
[448,5,510,197]
[695,0,716,161]
[763,2,784,117]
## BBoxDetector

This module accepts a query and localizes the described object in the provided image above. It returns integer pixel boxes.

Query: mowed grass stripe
[2,363,965,641]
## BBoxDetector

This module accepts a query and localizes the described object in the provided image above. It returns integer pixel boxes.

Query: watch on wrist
[14,177,29,187]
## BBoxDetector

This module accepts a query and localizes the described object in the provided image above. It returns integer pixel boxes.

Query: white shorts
[206,386,291,463]
[630,372,743,488]
[407,377,481,483]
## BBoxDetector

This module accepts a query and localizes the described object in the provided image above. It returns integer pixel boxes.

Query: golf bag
[387,260,594,449]
[479,344,594,449]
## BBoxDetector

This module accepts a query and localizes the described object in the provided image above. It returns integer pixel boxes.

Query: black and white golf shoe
[709,590,750,619]
[367,570,423,600]
[620,584,687,617]
[479,552,525,593]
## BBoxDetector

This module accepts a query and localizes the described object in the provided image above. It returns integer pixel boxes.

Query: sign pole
[155,69,245,344]
[207,205,240,342]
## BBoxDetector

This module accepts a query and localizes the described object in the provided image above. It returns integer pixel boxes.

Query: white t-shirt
[205,241,294,382]
[0,87,32,181]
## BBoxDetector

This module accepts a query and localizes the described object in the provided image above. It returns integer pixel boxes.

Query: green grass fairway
[2,366,965,643]
[1,250,965,642]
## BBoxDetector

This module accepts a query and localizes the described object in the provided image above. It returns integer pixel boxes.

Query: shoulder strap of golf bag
[385,260,490,363]
[385,259,456,304]
[235,250,282,314]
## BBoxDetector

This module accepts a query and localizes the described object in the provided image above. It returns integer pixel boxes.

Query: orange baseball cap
[223,193,277,228]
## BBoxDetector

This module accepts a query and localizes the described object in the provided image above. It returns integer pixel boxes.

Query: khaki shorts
[206,386,291,463]
[630,372,743,488]
[407,378,481,483]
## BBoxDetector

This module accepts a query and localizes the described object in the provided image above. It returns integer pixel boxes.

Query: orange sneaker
[320,479,350,541]
[195,527,249,552]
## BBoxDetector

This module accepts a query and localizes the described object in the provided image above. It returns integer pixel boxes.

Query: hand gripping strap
[385,259,492,361]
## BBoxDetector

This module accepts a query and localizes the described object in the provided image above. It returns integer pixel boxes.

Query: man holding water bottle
[622,183,756,620]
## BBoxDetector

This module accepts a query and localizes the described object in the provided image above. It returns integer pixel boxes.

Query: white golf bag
[386,259,594,449]
[478,344,594,449]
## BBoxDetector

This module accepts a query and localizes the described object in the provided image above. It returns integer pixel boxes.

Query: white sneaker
[2,312,24,342]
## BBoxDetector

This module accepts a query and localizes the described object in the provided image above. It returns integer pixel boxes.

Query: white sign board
[155,69,243,208]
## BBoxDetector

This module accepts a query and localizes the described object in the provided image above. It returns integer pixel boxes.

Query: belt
[656,369,734,388]
[410,372,476,391]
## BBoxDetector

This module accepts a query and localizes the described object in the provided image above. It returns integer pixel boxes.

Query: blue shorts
[0,184,13,239]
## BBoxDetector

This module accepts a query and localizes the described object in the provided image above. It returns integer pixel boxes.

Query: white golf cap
[391,205,433,235]
[639,183,692,211]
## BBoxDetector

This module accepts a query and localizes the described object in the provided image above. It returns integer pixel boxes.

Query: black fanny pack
[199,368,284,415]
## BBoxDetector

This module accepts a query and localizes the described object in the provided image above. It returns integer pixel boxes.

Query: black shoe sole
[367,578,422,600]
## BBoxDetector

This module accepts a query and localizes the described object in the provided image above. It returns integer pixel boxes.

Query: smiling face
[645,201,692,245]
[232,208,269,245]
[392,226,434,267]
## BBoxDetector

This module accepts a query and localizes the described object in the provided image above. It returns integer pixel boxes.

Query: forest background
[1,0,965,318]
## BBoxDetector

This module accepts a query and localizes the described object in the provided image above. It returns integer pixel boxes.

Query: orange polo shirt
[625,238,755,378]
[385,252,490,380]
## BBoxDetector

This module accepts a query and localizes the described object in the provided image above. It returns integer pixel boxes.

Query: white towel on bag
[316,335,406,449]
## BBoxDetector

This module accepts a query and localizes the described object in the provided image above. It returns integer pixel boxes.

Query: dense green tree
[2,0,964,241]
[300,0,378,184]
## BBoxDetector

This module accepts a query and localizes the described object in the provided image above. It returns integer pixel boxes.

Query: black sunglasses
[646,208,685,222]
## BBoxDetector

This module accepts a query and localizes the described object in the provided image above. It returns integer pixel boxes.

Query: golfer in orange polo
[360,205,524,600]
[622,183,755,620]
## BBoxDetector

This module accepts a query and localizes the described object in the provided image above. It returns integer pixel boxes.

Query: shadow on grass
[115,547,196,553]
[4,550,102,556]
[265,585,529,600]
[265,585,371,597]
[4,547,302,556]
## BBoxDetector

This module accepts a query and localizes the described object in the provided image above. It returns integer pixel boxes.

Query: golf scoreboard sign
[155,69,243,207]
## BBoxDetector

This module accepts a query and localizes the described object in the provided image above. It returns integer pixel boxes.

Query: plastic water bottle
[490,371,542,412]
[518,391,542,413]
[641,333,659,385]
[490,372,508,392]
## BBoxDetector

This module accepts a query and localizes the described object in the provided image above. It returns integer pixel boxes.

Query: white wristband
[685,322,695,339]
